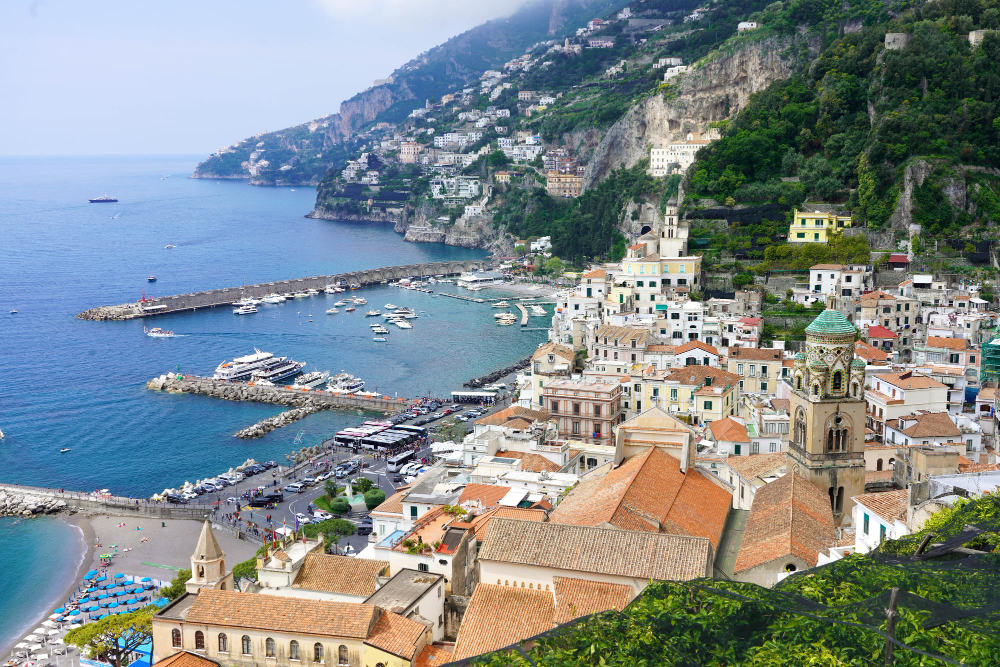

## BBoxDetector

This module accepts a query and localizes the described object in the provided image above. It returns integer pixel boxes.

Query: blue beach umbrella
[124,598,136,605]
[68,610,80,616]
[94,576,106,582]
[86,605,99,612]
[114,574,125,579]
[78,597,89,604]
[96,594,108,600]
[53,607,65,614]
[107,602,119,609]
[86,570,98,577]
[87,587,97,593]
[55,617,65,623]
[140,577,151,582]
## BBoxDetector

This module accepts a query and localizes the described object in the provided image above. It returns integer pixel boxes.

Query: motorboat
[353,297,367,305]
[306,289,320,296]
[214,349,275,381]
[391,319,413,329]
[233,297,260,307]
[292,370,330,390]
[60,448,71,453]
[147,276,157,282]
[334,300,349,306]
[327,372,365,394]
[496,314,518,326]
[372,325,389,334]
[365,310,380,317]
[492,300,510,308]
[144,326,176,338]
[384,303,397,310]
[493,312,514,319]
[233,304,258,315]
[250,356,306,383]
[262,294,285,304]
[530,305,547,316]
[326,308,339,315]
[345,306,356,312]
[293,292,310,299]
[164,243,176,249]
[373,336,387,342]
[9,310,17,314]
[251,377,274,387]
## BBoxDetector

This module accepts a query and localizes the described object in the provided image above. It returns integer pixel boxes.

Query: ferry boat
[250,357,306,383]
[262,294,285,304]
[147,276,157,282]
[327,372,365,394]
[365,310,380,317]
[233,304,258,315]
[144,326,176,338]
[492,300,510,308]
[89,195,118,203]
[326,307,339,315]
[214,349,275,381]
[292,370,330,390]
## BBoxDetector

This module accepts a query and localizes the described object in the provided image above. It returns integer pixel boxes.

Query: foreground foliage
[64,607,154,667]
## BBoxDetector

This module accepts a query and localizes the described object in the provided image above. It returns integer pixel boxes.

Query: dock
[439,292,486,303]
[147,373,409,414]
[76,259,484,321]
[515,303,528,326]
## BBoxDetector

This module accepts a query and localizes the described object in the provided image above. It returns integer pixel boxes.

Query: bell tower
[186,520,233,594]
[787,309,867,526]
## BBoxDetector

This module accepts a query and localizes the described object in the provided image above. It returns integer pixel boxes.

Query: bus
[387,450,414,473]
[393,424,428,439]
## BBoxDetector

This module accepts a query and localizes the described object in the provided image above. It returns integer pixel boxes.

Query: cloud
[313,0,523,32]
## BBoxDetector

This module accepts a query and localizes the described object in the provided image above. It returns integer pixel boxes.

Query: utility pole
[884,587,900,666]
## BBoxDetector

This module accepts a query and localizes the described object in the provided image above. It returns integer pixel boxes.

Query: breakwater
[76,259,485,321]
[147,373,409,414]
[0,483,208,519]
[464,356,531,388]
[235,406,320,439]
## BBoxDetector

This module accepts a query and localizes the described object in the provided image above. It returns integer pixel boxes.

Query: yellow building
[788,209,853,243]
[636,366,741,426]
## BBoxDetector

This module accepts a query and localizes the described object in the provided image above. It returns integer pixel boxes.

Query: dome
[851,358,867,368]
[805,309,857,336]
[809,359,828,371]
[794,352,806,361]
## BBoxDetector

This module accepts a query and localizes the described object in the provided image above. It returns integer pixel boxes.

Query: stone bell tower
[787,309,867,527]
[186,520,234,594]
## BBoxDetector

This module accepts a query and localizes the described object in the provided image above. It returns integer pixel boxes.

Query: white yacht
[496,313,518,326]
[353,297,367,305]
[327,372,365,394]
[262,294,285,304]
[214,349,275,381]
[334,300,349,307]
[384,303,397,310]
[233,297,260,307]
[144,326,176,338]
[530,305,547,316]
[233,304,258,315]
[306,289,320,296]
[492,300,510,308]
[365,310,381,317]
[391,319,413,329]
[250,356,306,383]
[293,291,310,299]
[326,307,339,315]
[292,370,330,390]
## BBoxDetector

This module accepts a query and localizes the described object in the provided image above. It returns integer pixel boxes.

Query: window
[290,641,300,661]
[594,405,601,417]
[863,513,870,534]
[550,400,559,413]
[670,388,678,400]
[949,353,960,364]
[418,562,429,572]
[242,636,252,656]
[737,363,744,375]
[218,634,228,653]
[195,631,205,651]
[572,402,580,415]
[832,371,843,392]
[410,506,418,519]
[752,442,759,454]
[314,643,324,662]
[880,525,887,542]
[704,400,713,410]
[734,444,741,455]
[572,421,580,435]
[266,638,275,658]
[749,365,756,377]
[338,646,349,666]
[760,381,768,392]
[171,629,181,649]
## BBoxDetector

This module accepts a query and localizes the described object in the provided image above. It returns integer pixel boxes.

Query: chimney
[680,439,690,473]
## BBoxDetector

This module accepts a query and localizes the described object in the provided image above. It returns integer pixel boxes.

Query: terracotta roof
[709,417,750,443]
[154,653,218,667]
[978,387,998,402]
[475,405,550,427]
[184,589,380,638]
[664,365,741,387]
[594,324,649,344]
[853,489,908,524]
[548,447,730,547]
[470,507,548,541]
[959,462,1000,473]
[496,449,562,473]
[899,279,913,286]
[727,347,782,361]
[290,554,388,597]
[451,584,555,661]
[734,472,836,573]
[551,576,632,624]
[726,453,788,481]
[532,342,574,362]
[582,269,607,279]
[415,645,453,667]
[875,371,946,390]
[371,488,408,516]
[811,264,845,270]
[925,336,969,351]
[272,550,291,563]
[674,340,720,356]
[866,325,897,339]
[854,340,890,363]
[646,344,677,353]
[861,290,896,302]
[459,483,512,508]
[771,398,790,414]
[364,608,428,660]
[478,518,711,581]
[739,317,762,326]
[888,412,960,438]
[888,253,909,262]
[628,243,645,250]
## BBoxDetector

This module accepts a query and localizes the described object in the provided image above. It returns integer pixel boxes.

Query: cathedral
[787,308,867,526]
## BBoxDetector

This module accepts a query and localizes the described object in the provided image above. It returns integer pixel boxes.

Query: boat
[353,297,367,305]
[0,428,4,439]
[251,377,274,387]
[345,306,355,312]
[496,314,518,326]
[144,326,176,338]
[9,310,17,314]
[372,326,389,334]
[233,304,258,315]
[334,300,349,306]
[164,244,176,249]
[60,448,70,453]
[391,319,413,329]
[147,276,157,282]
[530,305,547,316]
[324,285,339,294]
[373,336,387,342]
[492,300,510,308]
[233,297,261,307]
[89,195,118,203]
[250,356,306,383]
[292,370,330,390]
[306,289,320,296]
[262,294,285,304]
[493,312,514,319]
[384,303,397,310]
[213,349,276,381]
[326,308,339,315]
[293,292,310,299]
[365,310,380,317]
[327,372,365,394]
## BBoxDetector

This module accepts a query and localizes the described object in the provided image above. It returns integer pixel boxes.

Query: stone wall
[0,484,207,519]
[444,595,470,641]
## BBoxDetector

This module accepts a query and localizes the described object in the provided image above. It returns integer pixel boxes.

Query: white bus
[387,450,414,473]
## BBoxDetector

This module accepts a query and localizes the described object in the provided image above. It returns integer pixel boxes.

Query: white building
[853,490,909,553]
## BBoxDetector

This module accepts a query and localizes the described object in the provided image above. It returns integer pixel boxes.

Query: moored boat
[233,304,258,315]
[327,372,365,394]
[292,370,330,390]
[326,307,339,315]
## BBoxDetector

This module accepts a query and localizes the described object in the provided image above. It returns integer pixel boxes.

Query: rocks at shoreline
[464,356,531,388]
[0,490,66,517]
[235,406,321,439]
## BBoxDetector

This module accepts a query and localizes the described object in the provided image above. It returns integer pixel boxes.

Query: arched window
[796,374,802,390]
[784,563,797,573]
[876,458,883,471]
[197,565,205,578]
[265,638,276,658]
[832,371,843,392]
[338,645,349,665]
[290,641,300,661]
[313,643,324,663]
[171,629,181,648]
[794,409,807,446]
[242,636,252,656]
[851,382,859,397]
[218,634,228,653]
[889,457,895,467]
[812,383,820,396]
[195,631,205,650]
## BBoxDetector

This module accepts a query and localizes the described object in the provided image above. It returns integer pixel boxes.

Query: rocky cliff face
[585,37,812,186]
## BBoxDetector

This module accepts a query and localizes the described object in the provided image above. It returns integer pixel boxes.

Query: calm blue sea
[0,155,546,648]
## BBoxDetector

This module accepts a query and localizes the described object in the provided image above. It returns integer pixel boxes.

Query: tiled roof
[470,507,548,541]
[739,317,762,326]
[459,483,512,508]
[479,518,712,580]
[532,342,574,361]
[549,447,730,546]
[451,584,555,661]
[888,412,960,438]
[290,554,388,597]
[811,264,845,270]
[594,324,649,344]
[646,344,677,353]
[415,645,453,667]
[551,576,632,624]
[154,652,218,667]
[184,589,379,638]
[734,472,836,573]
[888,254,909,262]
[272,550,291,563]
[496,449,562,473]
[854,340,890,363]
[664,365,741,387]
[866,325,897,339]
[925,336,969,351]
[371,487,408,516]
[875,372,946,390]
[861,289,896,302]
[709,417,750,443]
[581,269,607,279]
[977,387,997,402]
[364,608,428,660]
[674,340,720,356]
[853,489,908,524]
[726,453,788,481]
[475,405,550,427]
[959,462,1000,473]
[728,347,782,361]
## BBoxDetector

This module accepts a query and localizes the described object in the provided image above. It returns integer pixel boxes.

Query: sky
[0,0,523,156]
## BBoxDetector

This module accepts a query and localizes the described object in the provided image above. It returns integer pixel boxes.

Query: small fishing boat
[144,326,176,338]
[373,336,387,342]
[9,309,17,314]
[326,308,339,315]
[345,306,356,312]
[60,448,71,453]
[147,276,157,282]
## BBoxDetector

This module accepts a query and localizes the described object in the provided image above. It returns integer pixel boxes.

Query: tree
[65,607,154,667]
[232,557,257,582]
[543,256,565,276]
[514,245,527,255]
[329,497,351,515]
[324,480,340,499]
[303,518,356,547]
[352,477,374,493]
[488,150,510,169]
[364,489,387,510]
[159,568,191,601]
[437,420,468,442]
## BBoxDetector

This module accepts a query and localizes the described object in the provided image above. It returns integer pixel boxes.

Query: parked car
[248,496,275,508]
[284,483,305,494]
[302,476,318,486]
[295,513,313,525]
[166,494,187,504]
[312,509,332,521]
[356,523,373,536]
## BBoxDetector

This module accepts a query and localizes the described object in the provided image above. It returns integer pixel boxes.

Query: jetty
[439,292,486,303]
[515,303,529,326]
[147,373,409,414]
[77,260,484,321]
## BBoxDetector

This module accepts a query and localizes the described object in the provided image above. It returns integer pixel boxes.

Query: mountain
[192,0,631,185]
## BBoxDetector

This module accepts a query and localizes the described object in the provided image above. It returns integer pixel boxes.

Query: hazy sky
[0,0,522,156]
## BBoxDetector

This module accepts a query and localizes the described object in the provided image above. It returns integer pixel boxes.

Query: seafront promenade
[0,483,208,519]
[75,259,485,320]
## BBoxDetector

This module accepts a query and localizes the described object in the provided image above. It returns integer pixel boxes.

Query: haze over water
[0,155,545,497]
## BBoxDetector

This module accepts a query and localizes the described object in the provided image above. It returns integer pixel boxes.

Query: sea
[0,155,547,649]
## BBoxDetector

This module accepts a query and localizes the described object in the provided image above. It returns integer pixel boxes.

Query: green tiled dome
[805,309,857,336]
[809,359,828,370]
[794,352,806,361]
[851,358,867,368]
